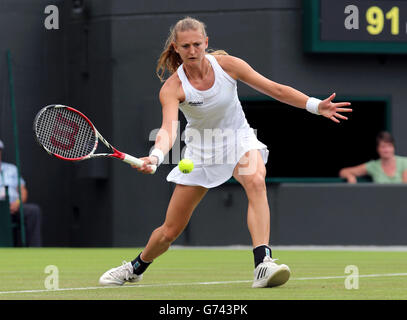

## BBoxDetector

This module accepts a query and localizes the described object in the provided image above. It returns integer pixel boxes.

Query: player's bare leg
[233,150,270,247]
[141,184,208,261]
[99,184,207,285]
[233,150,290,288]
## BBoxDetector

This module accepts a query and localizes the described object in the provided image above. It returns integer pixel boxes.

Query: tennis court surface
[1,247,406,300]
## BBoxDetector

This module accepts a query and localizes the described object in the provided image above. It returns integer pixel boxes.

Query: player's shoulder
[212,54,249,80]
[212,54,245,69]
[162,71,182,88]
[159,72,184,102]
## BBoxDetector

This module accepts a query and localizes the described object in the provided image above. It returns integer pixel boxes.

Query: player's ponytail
[156,17,228,82]
[156,26,182,83]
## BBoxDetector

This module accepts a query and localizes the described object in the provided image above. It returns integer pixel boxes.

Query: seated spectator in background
[0,139,42,246]
[339,131,407,184]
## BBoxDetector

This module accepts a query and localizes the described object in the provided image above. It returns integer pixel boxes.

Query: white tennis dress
[166,54,269,188]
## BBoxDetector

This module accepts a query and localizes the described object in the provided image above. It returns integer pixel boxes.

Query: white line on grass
[0,272,407,295]
[171,245,407,252]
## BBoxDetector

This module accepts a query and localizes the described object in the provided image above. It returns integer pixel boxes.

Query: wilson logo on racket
[33,104,156,174]
[50,112,80,151]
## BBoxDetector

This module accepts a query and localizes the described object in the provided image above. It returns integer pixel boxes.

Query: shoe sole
[99,277,125,286]
[99,275,142,286]
[252,266,291,288]
[266,266,290,287]
[99,281,124,286]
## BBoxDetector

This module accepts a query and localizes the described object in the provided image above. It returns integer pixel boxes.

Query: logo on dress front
[189,100,204,106]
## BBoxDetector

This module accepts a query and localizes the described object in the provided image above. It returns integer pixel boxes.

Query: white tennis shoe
[99,261,143,286]
[252,256,290,288]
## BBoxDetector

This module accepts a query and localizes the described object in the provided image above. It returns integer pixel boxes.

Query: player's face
[173,29,208,65]
[377,141,395,160]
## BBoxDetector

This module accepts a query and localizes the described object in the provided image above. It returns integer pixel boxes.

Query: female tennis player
[99,17,352,288]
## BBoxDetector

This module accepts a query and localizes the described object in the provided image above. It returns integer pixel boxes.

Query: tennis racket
[33,104,156,174]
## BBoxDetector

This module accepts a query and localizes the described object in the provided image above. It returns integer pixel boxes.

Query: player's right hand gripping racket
[33,104,156,174]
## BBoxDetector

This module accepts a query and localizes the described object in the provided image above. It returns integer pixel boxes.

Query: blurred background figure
[0,139,42,247]
[339,131,407,184]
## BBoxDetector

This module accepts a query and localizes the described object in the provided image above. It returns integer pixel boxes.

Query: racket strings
[35,107,96,159]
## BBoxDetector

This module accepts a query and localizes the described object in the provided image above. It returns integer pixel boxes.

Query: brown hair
[376,131,395,146]
[156,17,228,82]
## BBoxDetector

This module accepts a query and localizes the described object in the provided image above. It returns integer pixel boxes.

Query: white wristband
[149,148,164,166]
[306,97,322,115]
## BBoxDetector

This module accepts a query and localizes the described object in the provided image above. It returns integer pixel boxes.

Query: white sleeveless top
[166,54,268,188]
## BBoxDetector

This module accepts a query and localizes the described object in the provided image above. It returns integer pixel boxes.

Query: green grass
[0,248,406,300]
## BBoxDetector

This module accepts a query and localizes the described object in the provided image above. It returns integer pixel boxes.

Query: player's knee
[244,173,266,194]
[160,226,180,244]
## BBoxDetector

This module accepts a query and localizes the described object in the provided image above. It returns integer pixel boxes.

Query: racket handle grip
[123,154,157,174]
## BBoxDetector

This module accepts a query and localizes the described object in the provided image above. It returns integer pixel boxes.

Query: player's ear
[205,37,208,50]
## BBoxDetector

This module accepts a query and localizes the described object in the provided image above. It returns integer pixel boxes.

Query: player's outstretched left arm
[216,55,352,123]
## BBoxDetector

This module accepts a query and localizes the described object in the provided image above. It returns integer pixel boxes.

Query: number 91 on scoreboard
[304,0,407,54]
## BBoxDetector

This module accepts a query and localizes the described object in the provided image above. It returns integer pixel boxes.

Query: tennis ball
[179,158,194,174]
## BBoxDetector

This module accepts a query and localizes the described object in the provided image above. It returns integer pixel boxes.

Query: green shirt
[365,156,407,183]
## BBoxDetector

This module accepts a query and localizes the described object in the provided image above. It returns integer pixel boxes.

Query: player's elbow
[271,84,287,101]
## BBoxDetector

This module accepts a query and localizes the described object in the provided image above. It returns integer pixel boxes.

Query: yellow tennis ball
[179,158,194,174]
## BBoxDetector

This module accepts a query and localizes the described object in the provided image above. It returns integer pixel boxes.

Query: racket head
[33,104,98,161]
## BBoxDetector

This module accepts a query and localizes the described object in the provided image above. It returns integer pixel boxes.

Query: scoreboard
[304,0,407,53]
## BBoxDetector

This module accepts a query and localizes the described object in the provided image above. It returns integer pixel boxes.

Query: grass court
[0,247,406,300]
